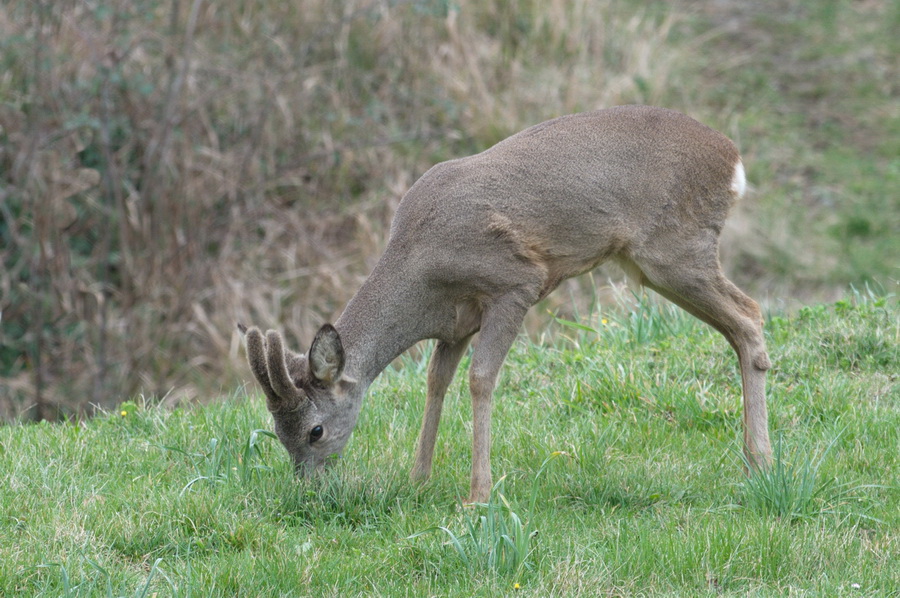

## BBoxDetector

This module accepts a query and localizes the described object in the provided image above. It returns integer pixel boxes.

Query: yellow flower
[514,583,521,590]
[120,410,128,416]
[601,318,609,325]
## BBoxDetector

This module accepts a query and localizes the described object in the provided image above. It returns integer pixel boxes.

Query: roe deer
[240,105,773,503]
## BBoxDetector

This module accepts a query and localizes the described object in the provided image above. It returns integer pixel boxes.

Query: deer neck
[333,259,444,388]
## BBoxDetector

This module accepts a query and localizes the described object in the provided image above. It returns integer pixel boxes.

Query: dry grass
[0,0,685,418]
[1,0,896,419]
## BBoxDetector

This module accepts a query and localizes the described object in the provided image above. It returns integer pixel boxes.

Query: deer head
[238,323,362,474]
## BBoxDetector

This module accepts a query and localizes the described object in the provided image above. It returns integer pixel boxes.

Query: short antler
[265,329,306,404]
[239,324,306,411]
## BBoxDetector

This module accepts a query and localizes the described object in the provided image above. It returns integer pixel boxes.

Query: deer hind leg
[411,336,473,483]
[636,254,773,470]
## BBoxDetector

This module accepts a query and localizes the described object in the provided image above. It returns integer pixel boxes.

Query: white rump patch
[731,160,747,198]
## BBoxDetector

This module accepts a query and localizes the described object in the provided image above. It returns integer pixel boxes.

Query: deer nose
[293,459,319,477]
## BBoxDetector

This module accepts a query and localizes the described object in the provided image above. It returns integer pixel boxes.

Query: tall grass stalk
[409,452,568,577]
[740,432,876,522]
[554,290,693,350]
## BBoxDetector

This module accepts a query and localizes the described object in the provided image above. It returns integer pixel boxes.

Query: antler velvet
[240,324,306,412]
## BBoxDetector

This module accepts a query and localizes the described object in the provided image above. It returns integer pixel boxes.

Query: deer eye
[309,425,324,443]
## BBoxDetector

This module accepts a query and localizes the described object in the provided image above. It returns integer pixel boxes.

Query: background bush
[1,0,897,419]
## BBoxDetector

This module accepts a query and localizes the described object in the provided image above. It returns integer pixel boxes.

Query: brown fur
[242,105,773,502]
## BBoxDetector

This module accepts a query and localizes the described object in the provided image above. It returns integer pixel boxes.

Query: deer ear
[308,324,344,386]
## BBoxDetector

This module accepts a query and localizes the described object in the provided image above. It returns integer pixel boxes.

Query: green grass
[2,291,897,596]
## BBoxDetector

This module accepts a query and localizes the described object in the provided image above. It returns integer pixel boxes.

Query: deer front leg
[411,337,473,483]
[466,295,532,504]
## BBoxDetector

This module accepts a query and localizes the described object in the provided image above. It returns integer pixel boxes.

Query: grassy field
[2,291,896,596]
[2,2,896,593]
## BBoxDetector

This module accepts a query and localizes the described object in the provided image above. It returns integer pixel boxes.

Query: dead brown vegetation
[4,0,896,420]
[1,0,686,419]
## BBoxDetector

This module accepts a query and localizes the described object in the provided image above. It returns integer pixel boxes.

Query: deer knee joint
[469,372,495,402]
